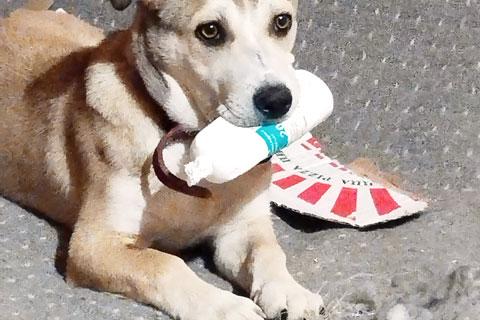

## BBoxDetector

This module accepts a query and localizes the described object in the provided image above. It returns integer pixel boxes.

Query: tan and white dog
[0,0,326,319]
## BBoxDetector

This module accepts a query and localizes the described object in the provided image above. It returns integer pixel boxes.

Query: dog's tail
[110,0,133,11]
[23,0,54,11]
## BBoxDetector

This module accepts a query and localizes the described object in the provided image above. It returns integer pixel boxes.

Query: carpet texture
[1,1,479,319]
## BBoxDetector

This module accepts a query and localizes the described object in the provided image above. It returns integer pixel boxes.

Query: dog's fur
[0,1,326,319]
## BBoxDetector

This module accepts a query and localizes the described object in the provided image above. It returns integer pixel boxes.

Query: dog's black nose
[254,84,292,120]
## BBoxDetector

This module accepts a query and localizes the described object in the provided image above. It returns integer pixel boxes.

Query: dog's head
[113,0,299,129]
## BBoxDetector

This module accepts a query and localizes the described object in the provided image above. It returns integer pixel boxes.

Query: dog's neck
[127,8,205,132]
[130,36,203,131]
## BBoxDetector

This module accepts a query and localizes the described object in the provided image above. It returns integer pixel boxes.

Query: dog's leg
[67,184,264,320]
[214,193,326,320]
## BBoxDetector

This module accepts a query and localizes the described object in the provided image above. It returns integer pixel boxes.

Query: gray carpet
[1,1,479,319]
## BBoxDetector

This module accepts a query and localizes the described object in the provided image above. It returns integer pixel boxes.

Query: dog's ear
[110,0,133,11]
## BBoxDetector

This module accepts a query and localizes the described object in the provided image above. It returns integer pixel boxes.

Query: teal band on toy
[256,124,289,155]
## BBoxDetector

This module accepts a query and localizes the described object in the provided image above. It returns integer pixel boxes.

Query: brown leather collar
[152,125,212,199]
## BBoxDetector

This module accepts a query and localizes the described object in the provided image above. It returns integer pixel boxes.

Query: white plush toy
[184,70,334,186]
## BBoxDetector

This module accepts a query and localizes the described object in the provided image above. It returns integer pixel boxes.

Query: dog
[0,1,326,319]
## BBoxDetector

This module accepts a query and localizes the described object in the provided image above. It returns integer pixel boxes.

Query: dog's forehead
[160,0,297,19]
[213,0,297,11]
[231,0,297,9]
[180,0,297,7]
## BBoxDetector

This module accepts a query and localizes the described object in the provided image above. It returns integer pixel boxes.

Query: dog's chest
[107,148,272,248]
[85,63,272,246]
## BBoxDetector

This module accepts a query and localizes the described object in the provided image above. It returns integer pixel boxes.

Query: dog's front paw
[252,279,326,320]
[184,287,265,320]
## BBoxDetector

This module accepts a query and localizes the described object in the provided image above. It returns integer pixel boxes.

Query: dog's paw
[252,280,326,320]
[184,287,265,320]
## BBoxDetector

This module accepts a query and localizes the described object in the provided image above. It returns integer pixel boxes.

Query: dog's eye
[273,14,293,36]
[195,22,226,46]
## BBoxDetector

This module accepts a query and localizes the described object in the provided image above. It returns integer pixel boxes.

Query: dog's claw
[319,307,326,315]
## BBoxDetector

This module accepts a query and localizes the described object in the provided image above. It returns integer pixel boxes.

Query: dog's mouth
[216,105,259,128]
[216,82,296,128]
[217,104,292,129]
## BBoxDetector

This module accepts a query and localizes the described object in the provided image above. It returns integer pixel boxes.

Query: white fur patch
[107,172,146,234]
[162,72,204,131]
[86,63,161,156]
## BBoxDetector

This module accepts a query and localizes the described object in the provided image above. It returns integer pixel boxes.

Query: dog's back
[0,9,104,223]
[0,8,104,86]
